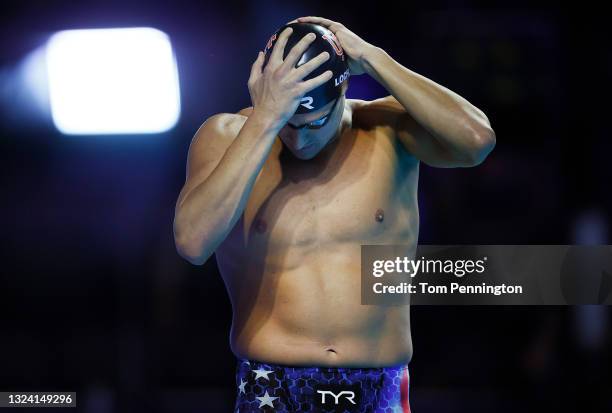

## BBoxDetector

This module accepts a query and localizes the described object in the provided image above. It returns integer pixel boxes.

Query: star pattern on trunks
[256,391,278,408]
[238,378,247,394]
[252,368,273,381]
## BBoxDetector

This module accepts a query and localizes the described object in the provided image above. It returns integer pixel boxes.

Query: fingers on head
[249,52,264,85]
[269,27,293,65]
[283,33,316,69]
[299,70,332,93]
[292,51,329,80]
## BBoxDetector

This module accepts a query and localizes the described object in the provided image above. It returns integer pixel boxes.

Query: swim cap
[263,22,350,114]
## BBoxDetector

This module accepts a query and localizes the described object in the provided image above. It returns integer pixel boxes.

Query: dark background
[1,0,610,412]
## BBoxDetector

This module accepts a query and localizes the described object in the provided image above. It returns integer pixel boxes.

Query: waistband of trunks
[236,358,409,378]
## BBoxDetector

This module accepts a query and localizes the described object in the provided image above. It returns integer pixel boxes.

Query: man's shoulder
[196,110,250,141]
[347,96,403,129]
[348,96,403,112]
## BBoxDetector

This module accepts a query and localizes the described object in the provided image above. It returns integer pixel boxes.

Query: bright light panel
[46,27,181,135]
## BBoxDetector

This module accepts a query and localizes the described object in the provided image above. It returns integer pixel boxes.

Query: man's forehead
[290,99,337,123]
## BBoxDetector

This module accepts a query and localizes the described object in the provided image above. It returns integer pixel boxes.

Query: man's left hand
[291,16,377,75]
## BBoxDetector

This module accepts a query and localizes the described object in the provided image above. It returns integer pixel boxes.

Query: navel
[375,208,385,223]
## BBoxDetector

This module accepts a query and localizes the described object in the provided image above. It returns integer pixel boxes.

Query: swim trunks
[233,358,411,412]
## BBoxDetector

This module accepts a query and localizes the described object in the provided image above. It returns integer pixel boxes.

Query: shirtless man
[174,17,495,412]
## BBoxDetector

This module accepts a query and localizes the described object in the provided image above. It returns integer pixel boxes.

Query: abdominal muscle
[219,242,413,367]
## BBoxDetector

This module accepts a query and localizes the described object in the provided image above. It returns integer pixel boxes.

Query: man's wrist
[248,108,284,134]
[361,46,388,76]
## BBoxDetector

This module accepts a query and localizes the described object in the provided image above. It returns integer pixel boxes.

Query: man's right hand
[248,27,332,125]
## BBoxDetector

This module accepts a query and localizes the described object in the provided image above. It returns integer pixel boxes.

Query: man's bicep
[374,95,464,168]
[394,110,459,168]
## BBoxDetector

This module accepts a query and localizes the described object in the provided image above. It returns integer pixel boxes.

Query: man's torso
[215,99,419,367]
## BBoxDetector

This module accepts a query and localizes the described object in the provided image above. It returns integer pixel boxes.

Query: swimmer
[174,17,495,412]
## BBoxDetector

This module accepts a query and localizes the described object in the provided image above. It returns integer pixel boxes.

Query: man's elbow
[464,128,496,166]
[176,243,209,266]
[173,222,210,266]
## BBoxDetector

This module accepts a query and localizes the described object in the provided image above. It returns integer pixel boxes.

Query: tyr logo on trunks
[315,384,361,410]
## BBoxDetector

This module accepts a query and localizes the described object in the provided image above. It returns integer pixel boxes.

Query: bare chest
[225,128,419,250]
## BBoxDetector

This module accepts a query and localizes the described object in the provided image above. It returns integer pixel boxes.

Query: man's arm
[237,107,254,116]
[292,16,495,168]
[362,47,495,167]
[174,26,339,264]
[173,111,280,265]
